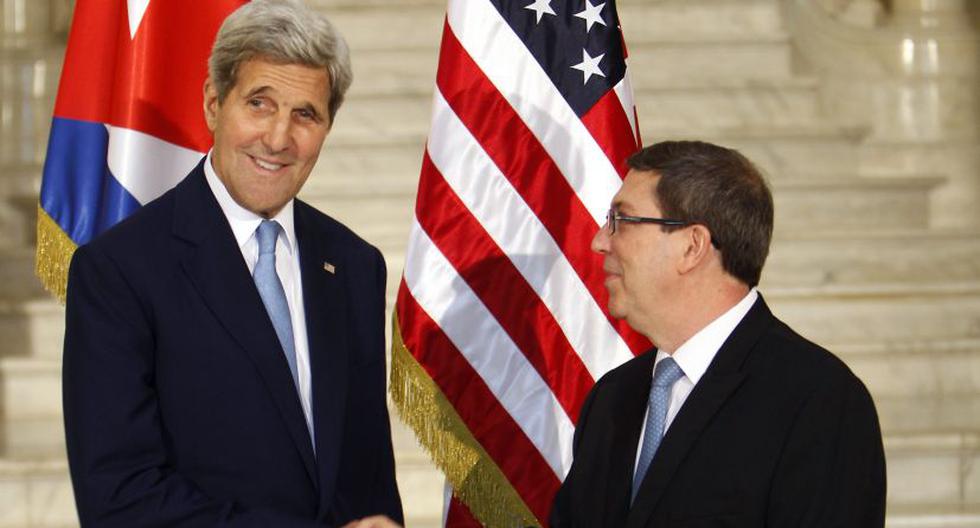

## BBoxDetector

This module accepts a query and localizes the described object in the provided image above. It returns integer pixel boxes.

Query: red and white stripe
[396,0,647,523]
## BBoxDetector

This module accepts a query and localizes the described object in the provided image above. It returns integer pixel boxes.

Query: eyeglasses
[605,208,689,235]
[605,208,722,249]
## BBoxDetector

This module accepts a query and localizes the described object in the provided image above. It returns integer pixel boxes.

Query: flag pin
[323,262,336,274]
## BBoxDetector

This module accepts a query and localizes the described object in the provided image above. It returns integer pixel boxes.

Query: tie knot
[652,357,684,387]
[256,220,281,256]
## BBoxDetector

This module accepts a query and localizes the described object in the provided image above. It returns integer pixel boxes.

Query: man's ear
[203,78,219,132]
[677,224,714,274]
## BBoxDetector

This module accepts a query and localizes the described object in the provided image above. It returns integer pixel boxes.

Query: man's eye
[296,109,316,121]
[247,98,264,108]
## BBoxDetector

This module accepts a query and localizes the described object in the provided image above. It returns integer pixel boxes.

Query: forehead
[614,169,661,212]
[233,58,331,110]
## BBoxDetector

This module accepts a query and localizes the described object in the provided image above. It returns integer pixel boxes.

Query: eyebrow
[242,86,325,121]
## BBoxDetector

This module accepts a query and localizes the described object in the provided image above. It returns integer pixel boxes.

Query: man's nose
[591,221,611,254]
[263,115,292,152]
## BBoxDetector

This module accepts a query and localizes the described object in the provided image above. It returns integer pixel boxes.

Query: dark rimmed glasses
[605,208,722,249]
[605,208,689,235]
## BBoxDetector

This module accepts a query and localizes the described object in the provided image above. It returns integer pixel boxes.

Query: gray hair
[208,0,353,123]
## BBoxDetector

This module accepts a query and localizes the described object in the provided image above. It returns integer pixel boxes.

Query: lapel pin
[323,262,336,274]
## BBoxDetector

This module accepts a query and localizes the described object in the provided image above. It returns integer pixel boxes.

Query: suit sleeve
[359,248,403,522]
[63,244,324,528]
[766,369,887,527]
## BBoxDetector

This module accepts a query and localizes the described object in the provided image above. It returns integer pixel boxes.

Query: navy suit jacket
[550,297,886,527]
[63,161,403,527]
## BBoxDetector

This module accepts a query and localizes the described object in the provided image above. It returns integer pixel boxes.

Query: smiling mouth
[249,155,287,172]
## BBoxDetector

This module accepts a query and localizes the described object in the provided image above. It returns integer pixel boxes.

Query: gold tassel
[35,204,77,304]
[390,313,541,528]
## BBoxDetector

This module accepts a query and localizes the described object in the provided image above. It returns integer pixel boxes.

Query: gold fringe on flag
[35,204,77,303]
[390,313,540,528]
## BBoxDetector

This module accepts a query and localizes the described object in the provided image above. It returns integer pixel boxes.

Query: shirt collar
[203,149,296,254]
[654,288,759,385]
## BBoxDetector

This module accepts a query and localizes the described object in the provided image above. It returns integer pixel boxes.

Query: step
[620,0,784,42]
[0,247,49,301]
[0,47,60,169]
[0,299,64,361]
[837,338,980,399]
[627,34,793,84]
[876,394,980,437]
[328,5,444,53]
[0,162,42,202]
[765,282,980,344]
[635,78,821,130]
[764,230,980,289]
[857,139,980,231]
[303,175,941,258]
[349,30,796,103]
[330,94,433,150]
[649,123,867,176]
[391,419,445,528]
[0,357,64,458]
[887,511,980,528]
[381,231,980,300]
[0,193,40,250]
[771,176,940,232]
[0,457,76,528]
[300,192,415,253]
[329,111,864,181]
[317,0,787,46]
[338,77,826,145]
[308,153,913,248]
[883,429,980,512]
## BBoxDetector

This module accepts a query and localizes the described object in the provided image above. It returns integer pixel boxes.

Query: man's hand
[341,515,402,528]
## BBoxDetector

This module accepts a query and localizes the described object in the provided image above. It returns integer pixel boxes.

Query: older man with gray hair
[62,1,403,526]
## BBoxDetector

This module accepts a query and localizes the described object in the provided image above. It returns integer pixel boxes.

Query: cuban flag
[36,0,244,299]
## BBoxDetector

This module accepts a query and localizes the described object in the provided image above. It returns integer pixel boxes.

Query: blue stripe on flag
[40,117,141,246]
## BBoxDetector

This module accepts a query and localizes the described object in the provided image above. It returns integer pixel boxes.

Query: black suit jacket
[550,297,885,527]
[63,161,403,527]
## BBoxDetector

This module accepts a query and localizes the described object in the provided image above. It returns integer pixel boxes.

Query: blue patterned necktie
[253,220,299,391]
[631,357,684,503]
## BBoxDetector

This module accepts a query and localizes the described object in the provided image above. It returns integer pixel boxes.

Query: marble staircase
[0,0,977,526]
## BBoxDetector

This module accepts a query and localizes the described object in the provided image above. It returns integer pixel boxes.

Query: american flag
[36,0,242,299]
[390,0,647,525]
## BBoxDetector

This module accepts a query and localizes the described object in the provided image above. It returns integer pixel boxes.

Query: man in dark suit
[550,141,886,527]
[62,1,402,526]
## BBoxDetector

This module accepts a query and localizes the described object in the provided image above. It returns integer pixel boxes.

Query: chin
[606,302,627,320]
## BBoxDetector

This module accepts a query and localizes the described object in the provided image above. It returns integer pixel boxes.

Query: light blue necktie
[253,220,299,391]
[631,357,684,502]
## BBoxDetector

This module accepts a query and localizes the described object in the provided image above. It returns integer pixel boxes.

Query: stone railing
[784,0,979,228]
[812,0,886,28]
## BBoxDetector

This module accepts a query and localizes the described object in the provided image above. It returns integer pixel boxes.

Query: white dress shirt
[633,288,759,474]
[203,152,314,440]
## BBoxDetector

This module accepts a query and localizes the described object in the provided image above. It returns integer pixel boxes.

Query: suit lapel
[172,163,318,487]
[601,351,656,525]
[294,201,350,511]
[626,298,774,527]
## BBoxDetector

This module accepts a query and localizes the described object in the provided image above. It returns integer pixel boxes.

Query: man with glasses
[550,141,886,527]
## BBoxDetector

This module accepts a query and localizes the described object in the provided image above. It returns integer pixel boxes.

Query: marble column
[865,0,980,228]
